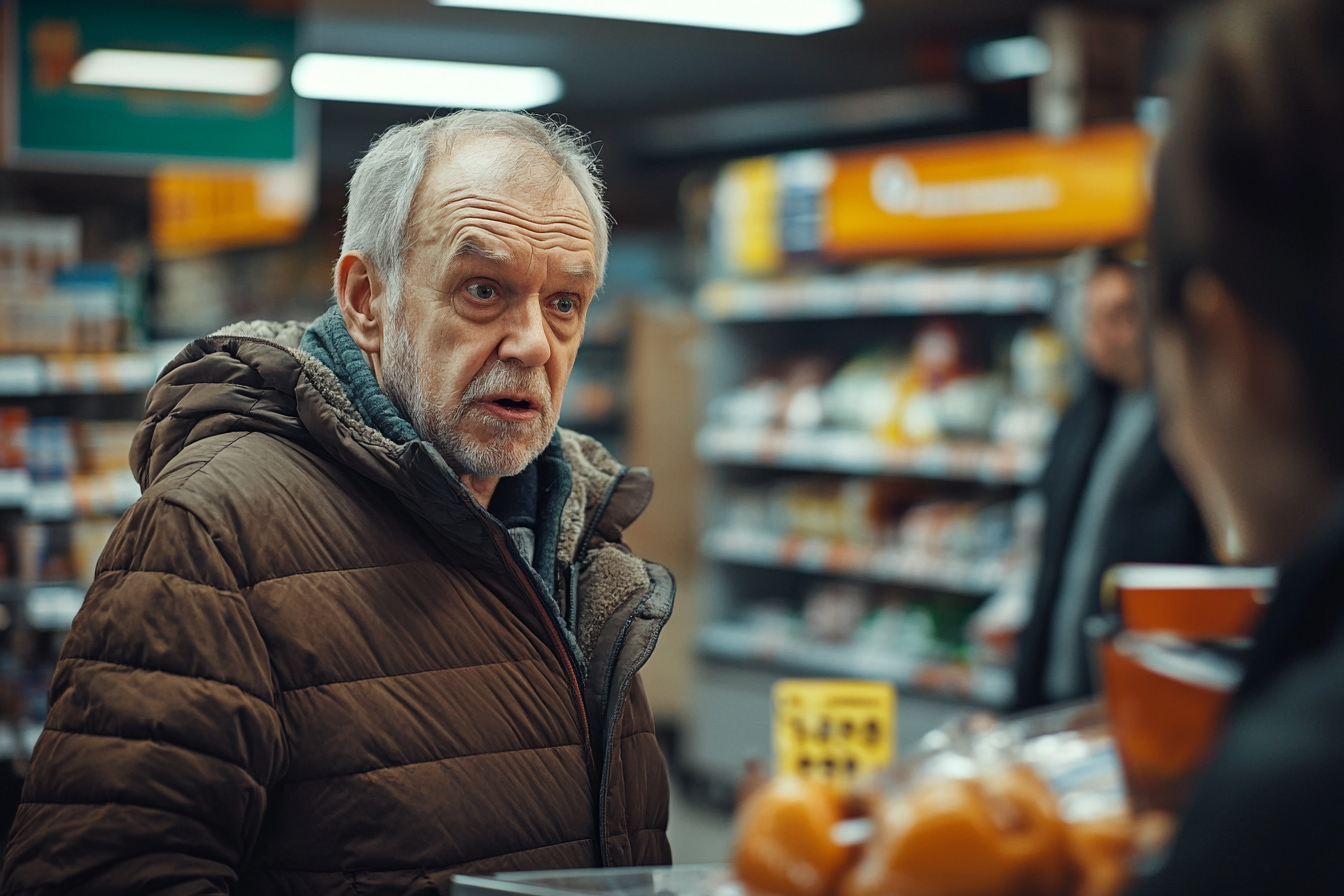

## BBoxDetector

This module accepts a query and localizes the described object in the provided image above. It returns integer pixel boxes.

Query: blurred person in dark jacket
[1,112,674,892]
[1128,0,1344,890]
[1014,255,1209,710]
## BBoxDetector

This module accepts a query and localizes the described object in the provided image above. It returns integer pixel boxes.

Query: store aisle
[666,783,733,865]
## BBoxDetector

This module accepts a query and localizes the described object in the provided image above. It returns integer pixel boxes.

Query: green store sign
[11,0,299,167]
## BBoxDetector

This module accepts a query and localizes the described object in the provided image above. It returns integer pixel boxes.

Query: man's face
[1083,264,1147,390]
[381,136,597,478]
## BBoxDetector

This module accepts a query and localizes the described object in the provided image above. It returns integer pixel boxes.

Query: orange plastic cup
[1107,564,1275,641]
[1100,632,1242,815]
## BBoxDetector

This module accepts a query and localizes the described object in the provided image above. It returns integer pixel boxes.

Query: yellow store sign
[150,159,315,258]
[773,678,896,788]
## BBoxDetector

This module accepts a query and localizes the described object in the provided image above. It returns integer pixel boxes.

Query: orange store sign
[823,124,1151,259]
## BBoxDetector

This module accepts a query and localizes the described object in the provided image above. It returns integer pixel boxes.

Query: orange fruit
[1065,814,1135,896]
[734,776,852,896]
[842,765,1069,896]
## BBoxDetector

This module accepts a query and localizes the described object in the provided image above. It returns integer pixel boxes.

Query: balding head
[339,111,609,309]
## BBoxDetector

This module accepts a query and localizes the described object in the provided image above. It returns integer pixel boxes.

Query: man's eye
[554,297,577,314]
[466,283,497,300]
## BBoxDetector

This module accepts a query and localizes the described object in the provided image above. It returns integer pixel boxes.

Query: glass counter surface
[452,865,736,896]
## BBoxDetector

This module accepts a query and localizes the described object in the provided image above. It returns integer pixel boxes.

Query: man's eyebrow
[562,262,596,280]
[449,238,511,262]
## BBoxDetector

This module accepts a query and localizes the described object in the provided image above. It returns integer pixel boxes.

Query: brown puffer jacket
[1,321,674,893]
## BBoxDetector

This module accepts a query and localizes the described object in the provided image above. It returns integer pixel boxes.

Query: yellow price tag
[772,679,897,788]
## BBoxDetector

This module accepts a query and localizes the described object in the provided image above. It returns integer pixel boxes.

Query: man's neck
[459,472,500,508]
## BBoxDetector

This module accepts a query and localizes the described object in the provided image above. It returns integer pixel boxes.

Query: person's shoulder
[145,429,323,501]
[137,429,359,545]
[109,428,381,589]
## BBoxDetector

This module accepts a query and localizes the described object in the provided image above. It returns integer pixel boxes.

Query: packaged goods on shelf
[25,418,76,481]
[15,663,58,721]
[0,215,142,355]
[716,476,1027,572]
[71,519,118,585]
[706,580,989,702]
[0,407,29,468]
[12,522,71,584]
[75,420,139,473]
[69,469,140,518]
[0,216,81,291]
[705,320,1072,459]
[720,476,931,547]
[0,264,125,355]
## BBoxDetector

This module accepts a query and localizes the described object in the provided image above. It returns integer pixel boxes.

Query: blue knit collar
[300,306,419,444]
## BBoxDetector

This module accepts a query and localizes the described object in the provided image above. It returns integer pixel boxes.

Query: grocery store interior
[3,0,1340,890]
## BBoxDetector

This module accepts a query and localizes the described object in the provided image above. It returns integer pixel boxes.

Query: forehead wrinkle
[413,194,595,259]
[436,190,594,234]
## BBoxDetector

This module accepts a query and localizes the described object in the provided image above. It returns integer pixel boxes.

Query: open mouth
[491,397,533,410]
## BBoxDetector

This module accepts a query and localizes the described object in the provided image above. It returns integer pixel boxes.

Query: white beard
[381,309,556,478]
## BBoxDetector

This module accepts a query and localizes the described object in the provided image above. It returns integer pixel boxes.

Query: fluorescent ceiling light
[967,36,1052,83]
[429,0,863,35]
[291,53,562,109]
[639,84,970,157]
[70,49,283,96]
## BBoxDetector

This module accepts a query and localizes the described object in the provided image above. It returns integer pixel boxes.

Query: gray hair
[339,110,609,305]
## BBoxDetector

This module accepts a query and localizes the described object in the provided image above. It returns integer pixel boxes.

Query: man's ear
[335,252,385,369]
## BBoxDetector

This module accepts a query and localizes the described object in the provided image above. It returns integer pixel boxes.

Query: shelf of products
[683,126,1149,787]
[0,347,183,397]
[698,620,1013,708]
[702,527,1018,595]
[0,213,153,763]
[697,428,1046,484]
[697,267,1056,322]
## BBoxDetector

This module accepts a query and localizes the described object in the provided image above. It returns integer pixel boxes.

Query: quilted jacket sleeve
[0,496,287,894]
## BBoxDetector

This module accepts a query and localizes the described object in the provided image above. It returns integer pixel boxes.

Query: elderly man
[1,112,674,891]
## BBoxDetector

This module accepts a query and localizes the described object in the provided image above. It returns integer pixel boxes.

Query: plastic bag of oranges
[733,702,1138,896]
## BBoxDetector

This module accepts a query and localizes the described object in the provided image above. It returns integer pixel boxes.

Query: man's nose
[497,296,552,368]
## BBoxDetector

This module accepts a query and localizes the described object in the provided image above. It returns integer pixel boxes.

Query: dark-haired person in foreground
[1013,255,1208,711]
[2,112,673,891]
[1132,0,1344,891]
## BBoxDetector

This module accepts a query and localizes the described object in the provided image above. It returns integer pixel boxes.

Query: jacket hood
[134,319,661,661]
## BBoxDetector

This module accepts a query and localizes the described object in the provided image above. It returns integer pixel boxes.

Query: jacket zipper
[479,516,598,783]
[595,586,665,867]
[571,469,674,866]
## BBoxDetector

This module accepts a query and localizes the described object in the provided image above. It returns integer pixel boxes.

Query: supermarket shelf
[0,468,31,508]
[0,581,87,631]
[702,527,1014,594]
[697,268,1056,322]
[697,621,1013,708]
[25,584,85,630]
[0,469,139,520]
[0,344,183,396]
[697,427,1045,484]
[0,720,44,762]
